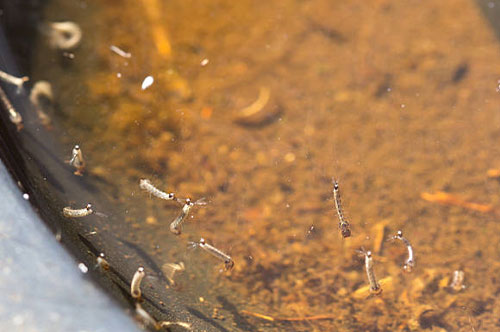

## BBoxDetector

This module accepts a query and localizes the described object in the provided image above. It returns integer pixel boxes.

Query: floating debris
[48,22,82,51]
[29,81,54,129]
[110,45,132,58]
[139,179,176,201]
[0,86,23,130]
[189,238,234,270]
[234,87,281,126]
[421,191,493,213]
[449,270,466,292]
[0,69,29,93]
[68,144,85,176]
[170,198,206,235]
[332,178,352,238]
[131,266,145,299]
[388,230,415,272]
[141,76,154,90]
[200,58,209,66]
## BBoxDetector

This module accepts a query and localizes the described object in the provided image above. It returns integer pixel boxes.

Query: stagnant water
[20,0,500,330]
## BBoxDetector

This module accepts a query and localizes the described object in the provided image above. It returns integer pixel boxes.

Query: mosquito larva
[388,230,415,272]
[450,270,466,292]
[29,81,53,128]
[0,86,23,131]
[96,253,110,270]
[48,22,82,51]
[190,238,234,270]
[358,249,381,295]
[131,266,145,299]
[68,144,85,176]
[333,178,352,238]
[169,198,206,235]
[139,179,176,201]
[0,69,29,93]
[63,203,93,218]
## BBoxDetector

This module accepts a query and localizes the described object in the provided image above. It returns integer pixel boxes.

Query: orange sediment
[420,191,493,213]
[240,310,335,322]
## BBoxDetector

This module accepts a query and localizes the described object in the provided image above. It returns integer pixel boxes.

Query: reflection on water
[27,0,500,330]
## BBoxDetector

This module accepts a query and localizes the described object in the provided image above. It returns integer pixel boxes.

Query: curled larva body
[63,204,93,218]
[131,266,145,299]
[30,81,54,128]
[139,179,175,201]
[48,22,82,50]
[390,230,415,272]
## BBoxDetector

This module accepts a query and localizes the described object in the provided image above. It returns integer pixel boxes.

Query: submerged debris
[161,262,185,286]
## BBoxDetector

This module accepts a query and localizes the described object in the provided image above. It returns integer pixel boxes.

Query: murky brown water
[28,0,500,330]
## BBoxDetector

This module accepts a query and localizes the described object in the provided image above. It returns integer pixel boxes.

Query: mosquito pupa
[139,179,176,201]
[68,144,85,175]
[190,238,234,270]
[388,230,415,272]
[162,262,185,286]
[29,81,54,128]
[0,69,29,93]
[169,198,206,235]
[358,249,381,295]
[333,178,352,238]
[131,266,145,299]
[96,253,110,271]
[63,203,94,218]
[450,270,466,292]
[48,22,82,51]
[0,86,23,131]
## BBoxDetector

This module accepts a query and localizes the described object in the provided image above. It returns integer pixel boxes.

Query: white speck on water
[22,193,29,200]
[78,263,88,273]
[387,87,392,92]
[117,73,122,78]
[141,76,154,90]
[200,58,209,66]
[12,314,24,326]
[401,104,406,108]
